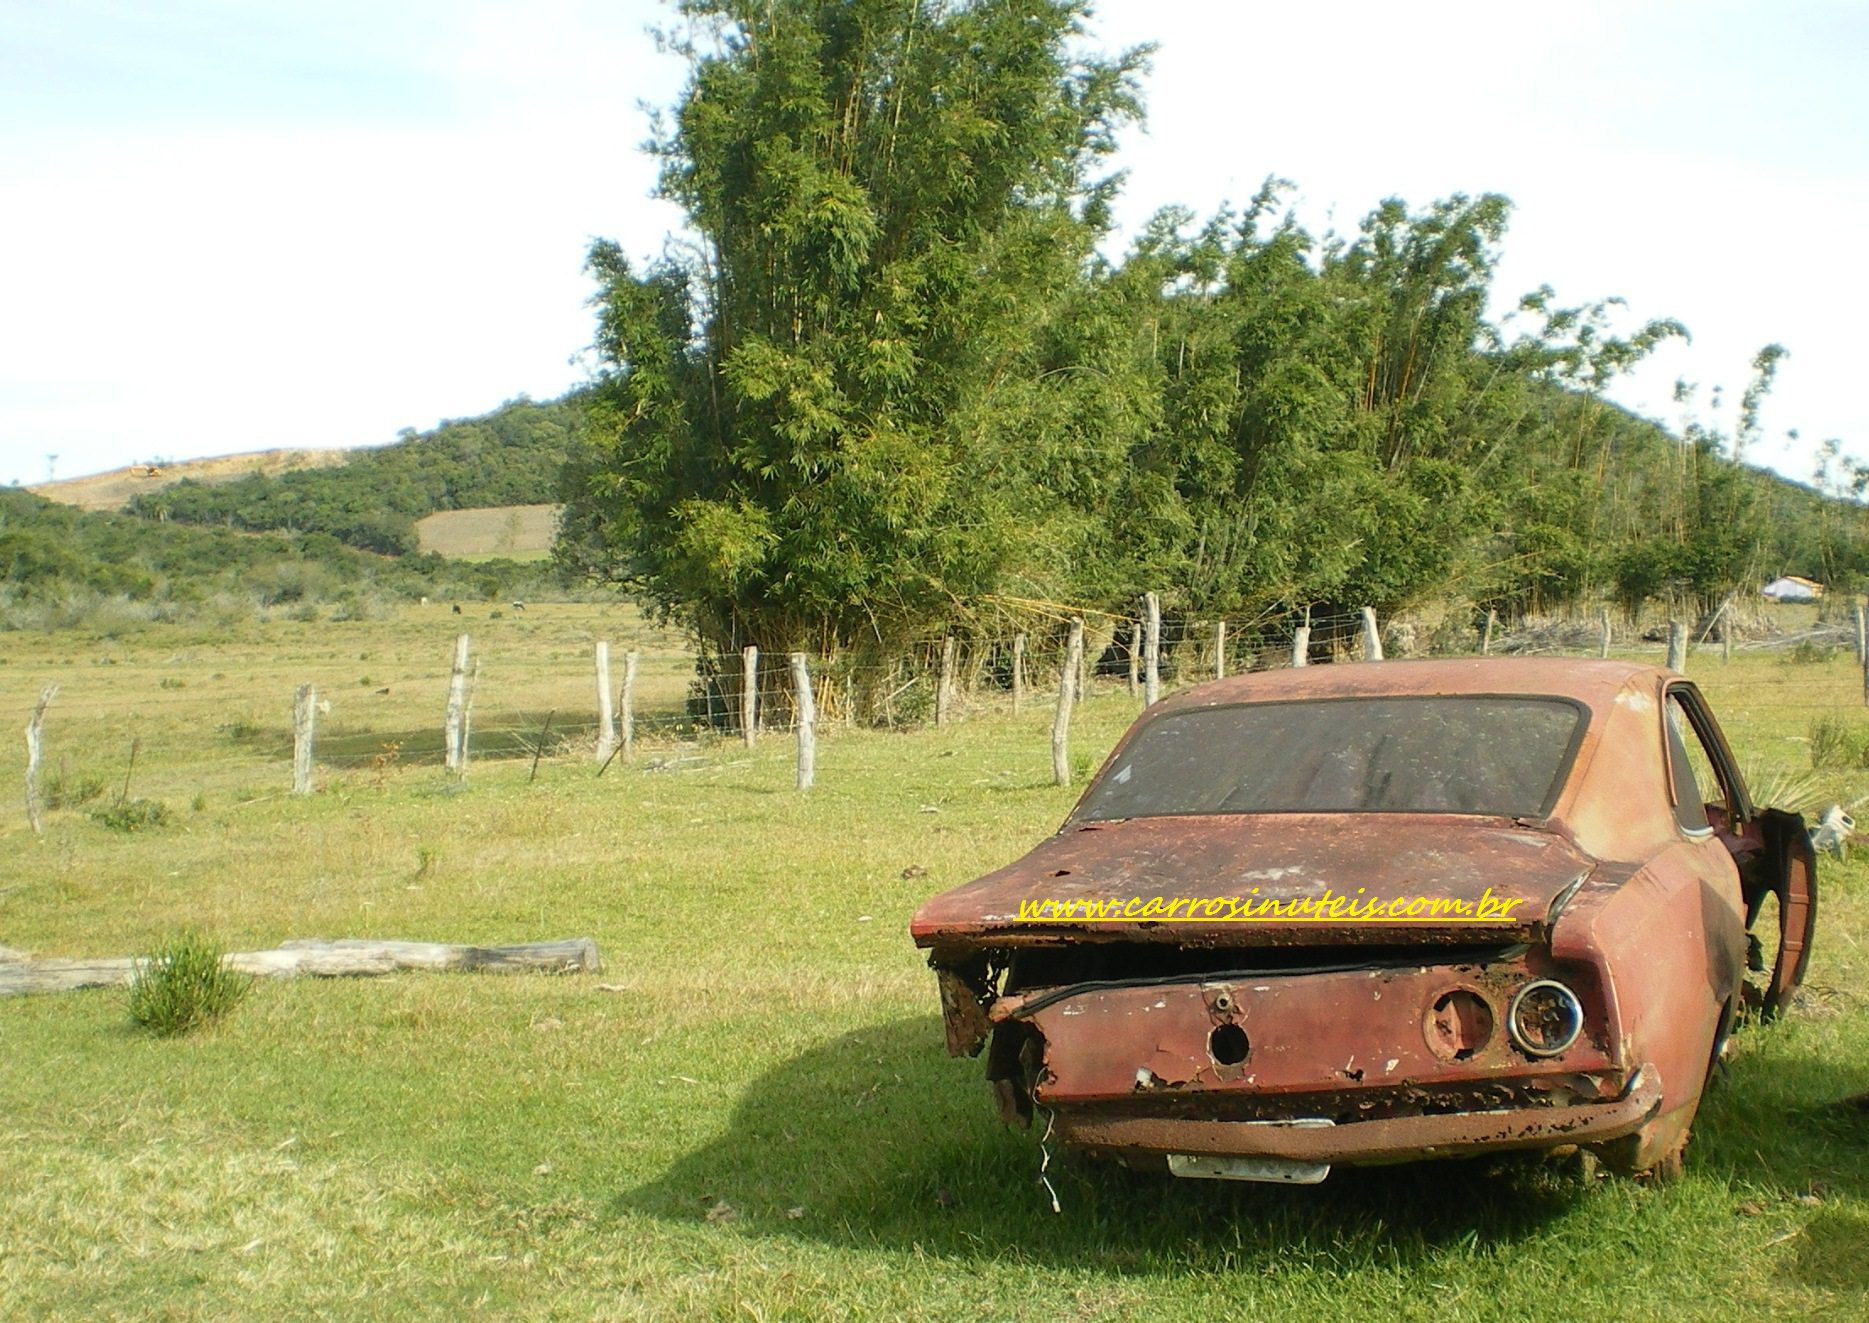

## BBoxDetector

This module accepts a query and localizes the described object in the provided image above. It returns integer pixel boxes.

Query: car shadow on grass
[614,1016,1610,1272]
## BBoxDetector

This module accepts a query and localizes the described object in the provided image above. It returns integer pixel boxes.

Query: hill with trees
[0,486,566,629]
[124,396,579,555]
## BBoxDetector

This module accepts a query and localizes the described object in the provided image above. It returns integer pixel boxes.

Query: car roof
[1154,656,1668,720]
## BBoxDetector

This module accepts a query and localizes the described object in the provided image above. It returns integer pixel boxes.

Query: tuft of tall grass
[1809,715,1863,770]
[90,798,170,832]
[1784,639,1839,665]
[1743,759,1827,817]
[128,931,251,1036]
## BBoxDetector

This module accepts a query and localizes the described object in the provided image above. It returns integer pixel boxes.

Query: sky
[3,0,1865,489]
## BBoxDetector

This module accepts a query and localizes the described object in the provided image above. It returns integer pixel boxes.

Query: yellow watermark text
[1015,887,1527,924]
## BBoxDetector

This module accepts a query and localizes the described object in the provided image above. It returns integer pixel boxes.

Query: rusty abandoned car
[909,658,1817,1184]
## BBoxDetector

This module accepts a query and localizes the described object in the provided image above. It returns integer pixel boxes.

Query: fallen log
[0,936,602,998]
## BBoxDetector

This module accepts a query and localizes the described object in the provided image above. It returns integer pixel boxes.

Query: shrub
[1785,640,1838,665]
[44,764,106,809]
[128,931,251,1036]
[92,798,170,832]
[1808,715,1860,770]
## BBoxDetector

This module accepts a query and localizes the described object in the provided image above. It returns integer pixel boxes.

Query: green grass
[2,616,1867,1320]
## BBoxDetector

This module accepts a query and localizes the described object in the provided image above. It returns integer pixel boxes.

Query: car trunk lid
[910,812,1592,950]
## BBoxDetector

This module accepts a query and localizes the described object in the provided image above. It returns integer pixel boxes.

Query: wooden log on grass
[0,937,604,998]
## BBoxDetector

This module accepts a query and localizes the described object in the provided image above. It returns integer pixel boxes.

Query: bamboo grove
[559,0,1869,663]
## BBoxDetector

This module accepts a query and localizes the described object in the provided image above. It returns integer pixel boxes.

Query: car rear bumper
[1053,1065,1664,1167]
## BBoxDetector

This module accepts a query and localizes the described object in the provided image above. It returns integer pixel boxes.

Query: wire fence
[17,596,1869,822]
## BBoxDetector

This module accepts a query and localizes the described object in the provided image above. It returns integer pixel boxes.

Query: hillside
[28,448,350,513]
[119,396,579,555]
[0,486,571,626]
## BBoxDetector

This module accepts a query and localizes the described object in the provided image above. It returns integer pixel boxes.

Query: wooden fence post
[292,684,315,796]
[24,684,56,835]
[1144,593,1162,706]
[1214,620,1227,680]
[444,634,470,774]
[1858,603,1869,706]
[937,635,957,726]
[1361,607,1384,662]
[1481,609,1495,656]
[594,642,617,763]
[621,650,638,758]
[791,652,816,791]
[463,659,480,773]
[1721,602,1732,664]
[1052,619,1084,786]
[1599,606,1612,659]
[1667,620,1688,673]
[741,646,759,747]
[1012,633,1027,715]
[1852,593,1869,702]
[1127,622,1140,697]
[1292,624,1311,668]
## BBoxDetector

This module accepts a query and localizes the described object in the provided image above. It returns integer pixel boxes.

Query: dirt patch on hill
[29,449,353,512]
[415,504,561,558]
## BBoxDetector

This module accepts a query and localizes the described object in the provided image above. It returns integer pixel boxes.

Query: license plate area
[1166,1153,1330,1184]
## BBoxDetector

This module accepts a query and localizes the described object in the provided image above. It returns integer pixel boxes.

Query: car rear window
[1074,696,1585,821]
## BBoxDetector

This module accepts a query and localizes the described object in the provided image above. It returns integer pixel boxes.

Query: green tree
[560,0,1149,657]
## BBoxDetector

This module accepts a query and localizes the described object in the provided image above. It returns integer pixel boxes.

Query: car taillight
[1507,979,1584,1056]
[1425,989,1494,1061]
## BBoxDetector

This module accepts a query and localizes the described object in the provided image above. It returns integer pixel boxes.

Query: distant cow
[511,601,526,614]
[451,603,462,615]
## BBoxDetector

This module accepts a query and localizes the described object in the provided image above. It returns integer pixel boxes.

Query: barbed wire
[16,604,1869,790]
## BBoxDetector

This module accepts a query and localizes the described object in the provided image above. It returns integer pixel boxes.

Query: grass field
[2,606,1867,1321]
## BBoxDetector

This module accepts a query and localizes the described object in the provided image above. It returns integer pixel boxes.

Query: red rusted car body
[909,658,1816,1183]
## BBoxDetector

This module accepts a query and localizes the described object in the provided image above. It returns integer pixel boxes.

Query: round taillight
[1507,980,1584,1057]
